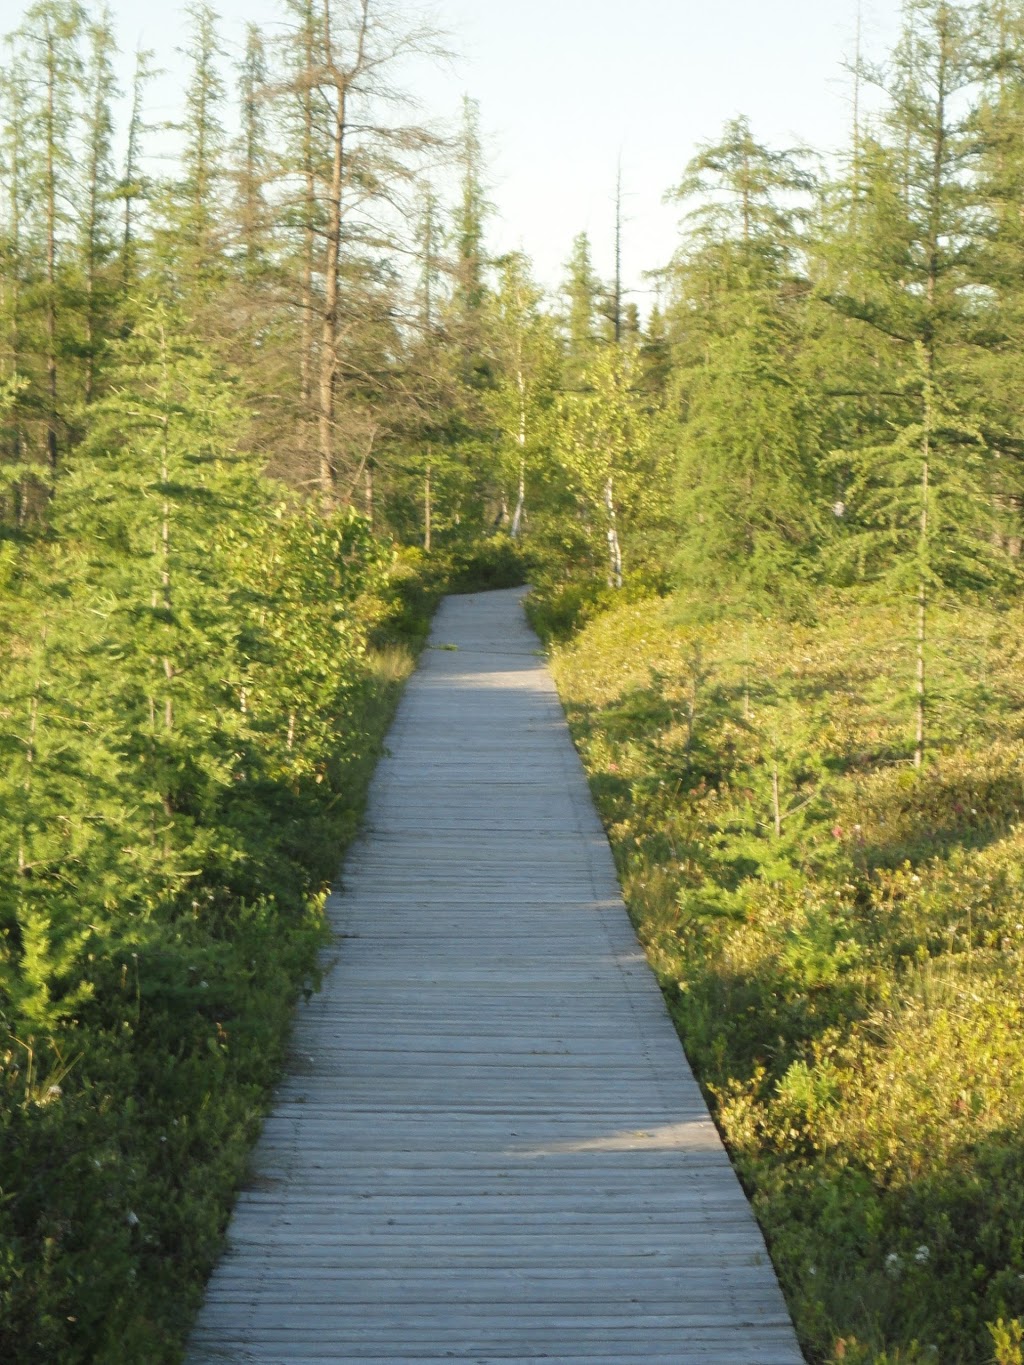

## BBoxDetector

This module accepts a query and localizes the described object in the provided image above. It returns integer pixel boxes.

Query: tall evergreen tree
[664,117,822,609]
[561,231,602,388]
[453,95,489,323]
[153,2,227,296]
[118,46,155,291]
[78,8,119,408]
[234,23,272,275]
[817,0,1020,759]
[14,0,86,479]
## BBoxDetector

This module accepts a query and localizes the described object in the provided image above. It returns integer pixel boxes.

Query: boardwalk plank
[187,588,802,1364]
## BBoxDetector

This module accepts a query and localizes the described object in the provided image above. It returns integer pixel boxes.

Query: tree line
[4,0,1024,597]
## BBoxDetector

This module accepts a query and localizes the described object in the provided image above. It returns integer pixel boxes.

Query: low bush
[0,531,434,1364]
[545,590,1024,1364]
[440,533,533,594]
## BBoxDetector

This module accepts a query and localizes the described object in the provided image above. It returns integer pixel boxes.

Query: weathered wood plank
[187,587,801,1363]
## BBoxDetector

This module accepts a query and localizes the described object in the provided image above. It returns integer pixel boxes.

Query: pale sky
[6,0,905,301]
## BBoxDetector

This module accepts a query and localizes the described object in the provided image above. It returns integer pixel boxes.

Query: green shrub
[441,534,533,594]
[550,590,1024,1364]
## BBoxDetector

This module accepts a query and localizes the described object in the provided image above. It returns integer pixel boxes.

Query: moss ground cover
[537,588,1024,1364]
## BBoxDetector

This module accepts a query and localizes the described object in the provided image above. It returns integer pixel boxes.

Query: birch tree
[557,342,657,588]
[486,252,559,540]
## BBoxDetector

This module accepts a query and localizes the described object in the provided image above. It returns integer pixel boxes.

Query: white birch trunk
[605,475,623,589]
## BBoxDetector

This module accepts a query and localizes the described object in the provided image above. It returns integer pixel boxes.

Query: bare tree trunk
[44,26,59,476]
[317,87,344,508]
[605,474,623,589]
[4,70,25,509]
[159,323,174,734]
[18,628,45,877]
[424,462,432,551]
[510,363,526,538]
[915,455,929,770]
[299,9,316,419]
[612,160,623,344]
[317,1,370,510]
[510,461,526,539]
[122,49,150,287]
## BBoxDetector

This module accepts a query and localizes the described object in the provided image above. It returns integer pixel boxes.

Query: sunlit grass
[546,589,1024,1364]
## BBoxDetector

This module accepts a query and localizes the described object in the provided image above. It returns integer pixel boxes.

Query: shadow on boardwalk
[188,587,803,1364]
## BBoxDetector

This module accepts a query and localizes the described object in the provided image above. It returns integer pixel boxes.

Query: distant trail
[188,586,802,1363]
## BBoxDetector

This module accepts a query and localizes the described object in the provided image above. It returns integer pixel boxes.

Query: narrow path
[188,588,803,1364]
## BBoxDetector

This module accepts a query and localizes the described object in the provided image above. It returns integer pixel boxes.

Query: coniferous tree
[156,2,228,295]
[453,95,489,326]
[234,24,272,276]
[818,0,1020,760]
[971,0,1024,551]
[118,46,155,291]
[283,0,442,509]
[664,117,823,610]
[78,8,119,408]
[14,0,85,480]
[561,231,602,388]
[0,43,30,516]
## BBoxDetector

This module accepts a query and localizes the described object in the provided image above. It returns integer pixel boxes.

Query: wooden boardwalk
[188,588,803,1364]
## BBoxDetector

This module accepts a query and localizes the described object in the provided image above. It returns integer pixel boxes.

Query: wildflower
[126,1211,140,1228]
[885,1252,902,1278]
[832,825,844,840]
[914,1245,930,1264]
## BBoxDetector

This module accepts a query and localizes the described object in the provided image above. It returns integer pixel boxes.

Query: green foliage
[550,591,1024,1364]
[0,307,431,1362]
[556,341,666,586]
[440,534,533,594]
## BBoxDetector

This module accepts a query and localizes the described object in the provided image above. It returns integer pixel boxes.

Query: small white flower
[126,1211,140,1228]
[200,980,209,989]
[914,1245,930,1264]
[885,1252,902,1278]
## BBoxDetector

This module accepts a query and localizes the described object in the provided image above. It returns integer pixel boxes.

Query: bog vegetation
[1,0,1023,1359]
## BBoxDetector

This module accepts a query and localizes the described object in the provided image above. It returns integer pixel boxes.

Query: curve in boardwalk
[188,587,803,1364]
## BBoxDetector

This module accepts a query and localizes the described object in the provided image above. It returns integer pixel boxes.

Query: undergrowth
[0,549,440,1364]
[539,588,1024,1365]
